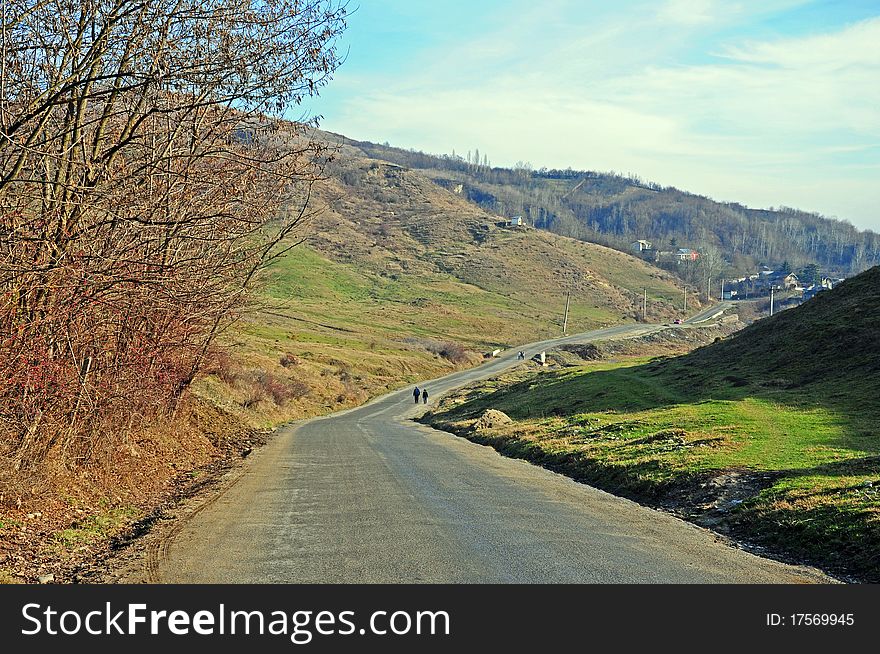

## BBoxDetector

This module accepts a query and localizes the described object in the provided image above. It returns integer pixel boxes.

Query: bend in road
[157,314,828,583]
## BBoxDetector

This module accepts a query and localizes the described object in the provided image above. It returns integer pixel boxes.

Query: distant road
[156,312,826,583]
[683,301,734,324]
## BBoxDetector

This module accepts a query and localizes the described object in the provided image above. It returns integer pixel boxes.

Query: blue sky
[309,1,880,231]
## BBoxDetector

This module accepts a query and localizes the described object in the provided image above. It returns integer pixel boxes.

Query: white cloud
[322,8,880,230]
[657,0,719,25]
[720,16,880,69]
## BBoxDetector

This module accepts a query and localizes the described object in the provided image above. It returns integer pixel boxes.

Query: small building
[507,216,524,227]
[630,240,652,253]
[778,273,799,290]
[656,248,699,263]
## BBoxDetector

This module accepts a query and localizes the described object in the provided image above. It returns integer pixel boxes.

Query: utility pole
[720,278,725,302]
[643,288,648,322]
[562,290,571,334]
[770,287,775,316]
[683,286,687,313]
[707,277,711,302]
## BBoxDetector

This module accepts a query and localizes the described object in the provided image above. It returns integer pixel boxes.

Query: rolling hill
[342,136,880,277]
[200,131,700,427]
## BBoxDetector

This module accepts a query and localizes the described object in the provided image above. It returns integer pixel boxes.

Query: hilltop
[343,137,880,277]
[656,266,880,393]
[424,266,880,580]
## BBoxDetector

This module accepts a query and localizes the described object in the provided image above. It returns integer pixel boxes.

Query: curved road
[158,315,826,583]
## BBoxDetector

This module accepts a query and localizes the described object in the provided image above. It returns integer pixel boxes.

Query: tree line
[351,141,879,277]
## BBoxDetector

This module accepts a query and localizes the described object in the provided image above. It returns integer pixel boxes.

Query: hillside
[657,267,880,392]
[200,134,699,426]
[203,129,879,437]
[424,266,880,580]
[0,128,698,582]
[344,137,880,277]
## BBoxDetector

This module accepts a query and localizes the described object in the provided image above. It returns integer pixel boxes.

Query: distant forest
[351,139,879,277]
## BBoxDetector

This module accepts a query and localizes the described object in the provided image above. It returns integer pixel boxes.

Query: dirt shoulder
[0,399,267,584]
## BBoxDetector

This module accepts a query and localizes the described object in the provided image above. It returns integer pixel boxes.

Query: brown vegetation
[0,1,346,580]
[0,1,346,471]
[352,140,880,277]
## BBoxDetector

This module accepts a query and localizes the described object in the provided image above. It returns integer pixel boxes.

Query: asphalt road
[158,315,826,583]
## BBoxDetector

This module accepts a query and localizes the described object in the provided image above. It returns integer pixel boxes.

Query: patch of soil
[0,398,266,584]
[473,409,513,431]
[558,343,602,361]
[659,468,782,529]
[599,322,742,358]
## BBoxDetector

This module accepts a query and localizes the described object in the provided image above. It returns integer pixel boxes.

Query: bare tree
[0,0,347,466]
[697,244,726,300]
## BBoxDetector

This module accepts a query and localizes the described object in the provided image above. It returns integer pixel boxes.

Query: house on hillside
[773,272,799,290]
[752,269,776,289]
[630,240,652,253]
[507,216,524,227]
[656,248,700,263]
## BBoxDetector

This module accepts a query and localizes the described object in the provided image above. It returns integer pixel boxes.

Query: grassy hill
[424,266,880,580]
[197,133,698,428]
[658,267,880,393]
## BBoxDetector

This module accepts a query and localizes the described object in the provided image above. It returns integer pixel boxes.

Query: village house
[656,248,700,263]
[630,240,652,253]
[777,272,799,290]
[496,216,524,228]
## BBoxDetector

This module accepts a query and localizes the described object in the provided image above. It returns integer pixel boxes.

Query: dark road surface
[157,315,827,583]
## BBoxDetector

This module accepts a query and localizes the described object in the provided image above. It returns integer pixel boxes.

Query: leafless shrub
[0,1,347,467]
[280,353,301,368]
[255,372,309,405]
[404,337,469,364]
[338,365,353,384]
[241,384,268,409]
[438,342,468,364]
[203,351,239,385]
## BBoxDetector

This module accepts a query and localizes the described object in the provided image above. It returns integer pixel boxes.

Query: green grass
[425,346,880,580]
[258,245,545,348]
[49,507,140,553]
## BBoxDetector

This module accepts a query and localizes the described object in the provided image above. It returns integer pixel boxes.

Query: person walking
[422,388,429,404]
[413,387,421,404]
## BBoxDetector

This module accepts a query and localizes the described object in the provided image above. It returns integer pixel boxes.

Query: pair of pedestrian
[517,351,525,360]
[413,387,429,404]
